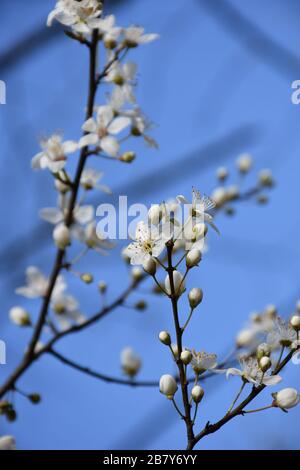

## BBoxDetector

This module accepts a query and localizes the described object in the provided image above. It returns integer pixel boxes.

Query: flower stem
[226,381,246,415]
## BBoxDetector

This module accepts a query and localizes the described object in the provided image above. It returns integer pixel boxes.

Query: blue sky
[0,0,300,449]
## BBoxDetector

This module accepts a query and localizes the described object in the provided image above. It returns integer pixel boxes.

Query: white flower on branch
[47,0,103,34]
[191,351,217,374]
[0,435,16,450]
[226,357,282,386]
[15,267,66,299]
[31,134,78,172]
[176,188,219,235]
[80,168,111,193]
[51,293,85,331]
[121,347,141,378]
[96,15,121,48]
[80,105,130,157]
[124,221,165,265]
[123,26,159,48]
[40,195,94,228]
[267,317,297,349]
[105,61,137,103]
[165,271,185,297]
[74,221,114,254]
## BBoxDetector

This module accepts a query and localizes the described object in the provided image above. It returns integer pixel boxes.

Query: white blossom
[39,195,94,228]
[124,221,165,265]
[121,347,141,377]
[31,134,78,172]
[80,168,111,193]
[105,62,137,103]
[273,388,300,410]
[176,188,219,235]
[124,26,159,47]
[47,0,103,34]
[74,221,114,254]
[165,271,185,296]
[96,15,121,47]
[267,318,297,348]
[79,105,130,157]
[226,357,282,386]
[0,435,16,450]
[51,293,85,331]
[16,267,66,299]
[191,350,217,374]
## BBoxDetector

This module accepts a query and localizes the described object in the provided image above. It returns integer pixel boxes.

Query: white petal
[100,136,119,157]
[62,140,78,154]
[75,205,94,224]
[176,195,189,204]
[79,134,99,148]
[262,375,282,386]
[108,117,131,135]
[31,152,43,169]
[39,208,63,224]
[82,118,97,134]
[226,368,242,379]
[123,62,137,80]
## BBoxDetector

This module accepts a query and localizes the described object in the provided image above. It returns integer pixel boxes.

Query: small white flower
[47,0,103,34]
[124,26,159,47]
[273,388,300,410]
[96,15,121,47]
[0,435,16,450]
[39,195,94,227]
[74,221,114,254]
[125,221,165,265]
[226,356,282,386]
[236,329,257,348]
[267,317,297,348]
[121,347,141,377]
[191,350,217,374]
[79,105,130,157]
[80,168,111,193]
[31,134,78,172]
[51,294,85,331]
[176,187,219,235]
[15,267,66,299]
[105,62,137,103]
[159,374,178,399]
[9,306,31,327]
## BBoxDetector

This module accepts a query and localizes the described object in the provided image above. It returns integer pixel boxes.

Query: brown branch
[190,347,298,449]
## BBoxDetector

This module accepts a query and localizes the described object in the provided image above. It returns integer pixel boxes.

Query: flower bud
[259,169,274,187]
[159,331,171,346]
[236,329,255,348]
[0,435,16,450]
[226,185,239,200]
[120,151,136,163]
[165,271,185,297]
[159,374,178,399]
[186,249,202,268]
[257,343,271,359]
[180,349,192,365]
[131,267,143,281]
[191,385,204,403]
[143,257,157,276]
[9,306,31,327]
[80,273,93,284]
[148,204,162,225]
[273,388,300,410]
[236,153,252,173]
[54,178,69,193]
[104,38,117,50]
[290,314,300,331]
[265,304,277,318]
[53,224,71,249]
[28,394,41,404]
[134,300,147,311]
[98,281,107,294]
[216,166,228,181]
[259,356,272,372]
[188,288,203,309]
[121,347,141,378]
[211,187,228,207]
